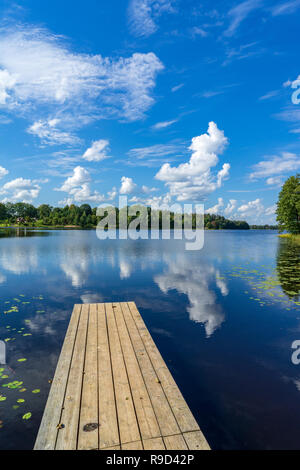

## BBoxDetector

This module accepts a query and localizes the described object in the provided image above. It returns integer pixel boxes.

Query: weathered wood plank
[106,303,140,445]
[55,304,89,450]
[122,441,143,450]
[78,303,99,450]
[98,303,120,449]
[102,445,121,450]
[114,302,160,440]
[183,431,210,450]
[35,302,210,451]
[127,301,200,434]
[143,437,166,450]
[121,302,180,437]
[164,434,188,450]
[34,304,82,450]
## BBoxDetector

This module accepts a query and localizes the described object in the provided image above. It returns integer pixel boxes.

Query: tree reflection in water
[276,238,300,300]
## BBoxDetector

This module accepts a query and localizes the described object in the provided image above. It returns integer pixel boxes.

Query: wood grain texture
[34,304,82,450]
[34,302,210,451]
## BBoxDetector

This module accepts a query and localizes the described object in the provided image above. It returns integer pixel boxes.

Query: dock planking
[34,302,210,451]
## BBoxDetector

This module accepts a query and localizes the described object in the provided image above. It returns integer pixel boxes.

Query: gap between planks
[34,302,210,451]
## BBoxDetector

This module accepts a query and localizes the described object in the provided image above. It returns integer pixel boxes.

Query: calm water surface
[0,229,299,450]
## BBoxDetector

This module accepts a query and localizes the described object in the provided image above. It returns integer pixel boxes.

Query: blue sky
[0,0,299,223]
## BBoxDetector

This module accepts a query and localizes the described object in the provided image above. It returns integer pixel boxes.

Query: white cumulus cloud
[120,176,137,195]
[207,197,224,214]
[266,176,283,186]
[0,166,8,179]
[0,177,41,203]
[82,140,111,162]
[236,198,277,222]
[250,152,300,180]
[237,198,264,217]
[155,121,230,201]
[0,25,164,143]
[224,199,237,216]
[56,166,108,204]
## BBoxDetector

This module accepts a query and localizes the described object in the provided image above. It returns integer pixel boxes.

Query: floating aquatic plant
[0,292,47,428]
[2,381,23,389]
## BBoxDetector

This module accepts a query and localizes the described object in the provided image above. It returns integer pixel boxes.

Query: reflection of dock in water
[34,302,210,450]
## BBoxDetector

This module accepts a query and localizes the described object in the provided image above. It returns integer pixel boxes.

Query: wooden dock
[34,302,210,451]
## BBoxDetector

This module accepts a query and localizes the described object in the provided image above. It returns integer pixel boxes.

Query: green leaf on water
[17,358,27,362]
[22,412,32,420]
[32,389,40,394]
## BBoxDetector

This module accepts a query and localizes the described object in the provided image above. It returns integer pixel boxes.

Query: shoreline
[279,233,300,244]
[0,225,279,231]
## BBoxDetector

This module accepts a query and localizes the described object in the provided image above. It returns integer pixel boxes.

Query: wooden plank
[121,302,180,437]
[102,445,121,450]
[106,303,140,445]
[127,301,200,434]
[98,303,120,449]
[114,303,160,440]
[55,304,89,450]
[164,434,188,450]
[35,301,210,451]
[34,304,82,450]
[122,441,143,450]
[78,304,99,450]
[143,437,165,450]
[183,431,210,450]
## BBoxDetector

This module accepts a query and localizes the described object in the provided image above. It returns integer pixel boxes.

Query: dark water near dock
[0,229,299,450]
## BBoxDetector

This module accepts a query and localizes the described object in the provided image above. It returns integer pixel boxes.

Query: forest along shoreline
[0,202,277,230]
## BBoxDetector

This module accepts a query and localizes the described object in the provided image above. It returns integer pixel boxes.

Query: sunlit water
[0,229,299,450]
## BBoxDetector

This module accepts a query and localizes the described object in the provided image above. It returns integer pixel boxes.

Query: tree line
[0,202,250,230]
[276,174,300,234]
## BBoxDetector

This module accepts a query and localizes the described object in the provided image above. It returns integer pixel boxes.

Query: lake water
[0,229,299,450]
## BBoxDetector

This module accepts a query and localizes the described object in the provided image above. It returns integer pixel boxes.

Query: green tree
[13,203,38,219]
[38,204,52,219]
[79,212,87,227]
[276,174,300,234]
[5,202,16,218]
[0,203,7,220]
[80,204,92,216]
